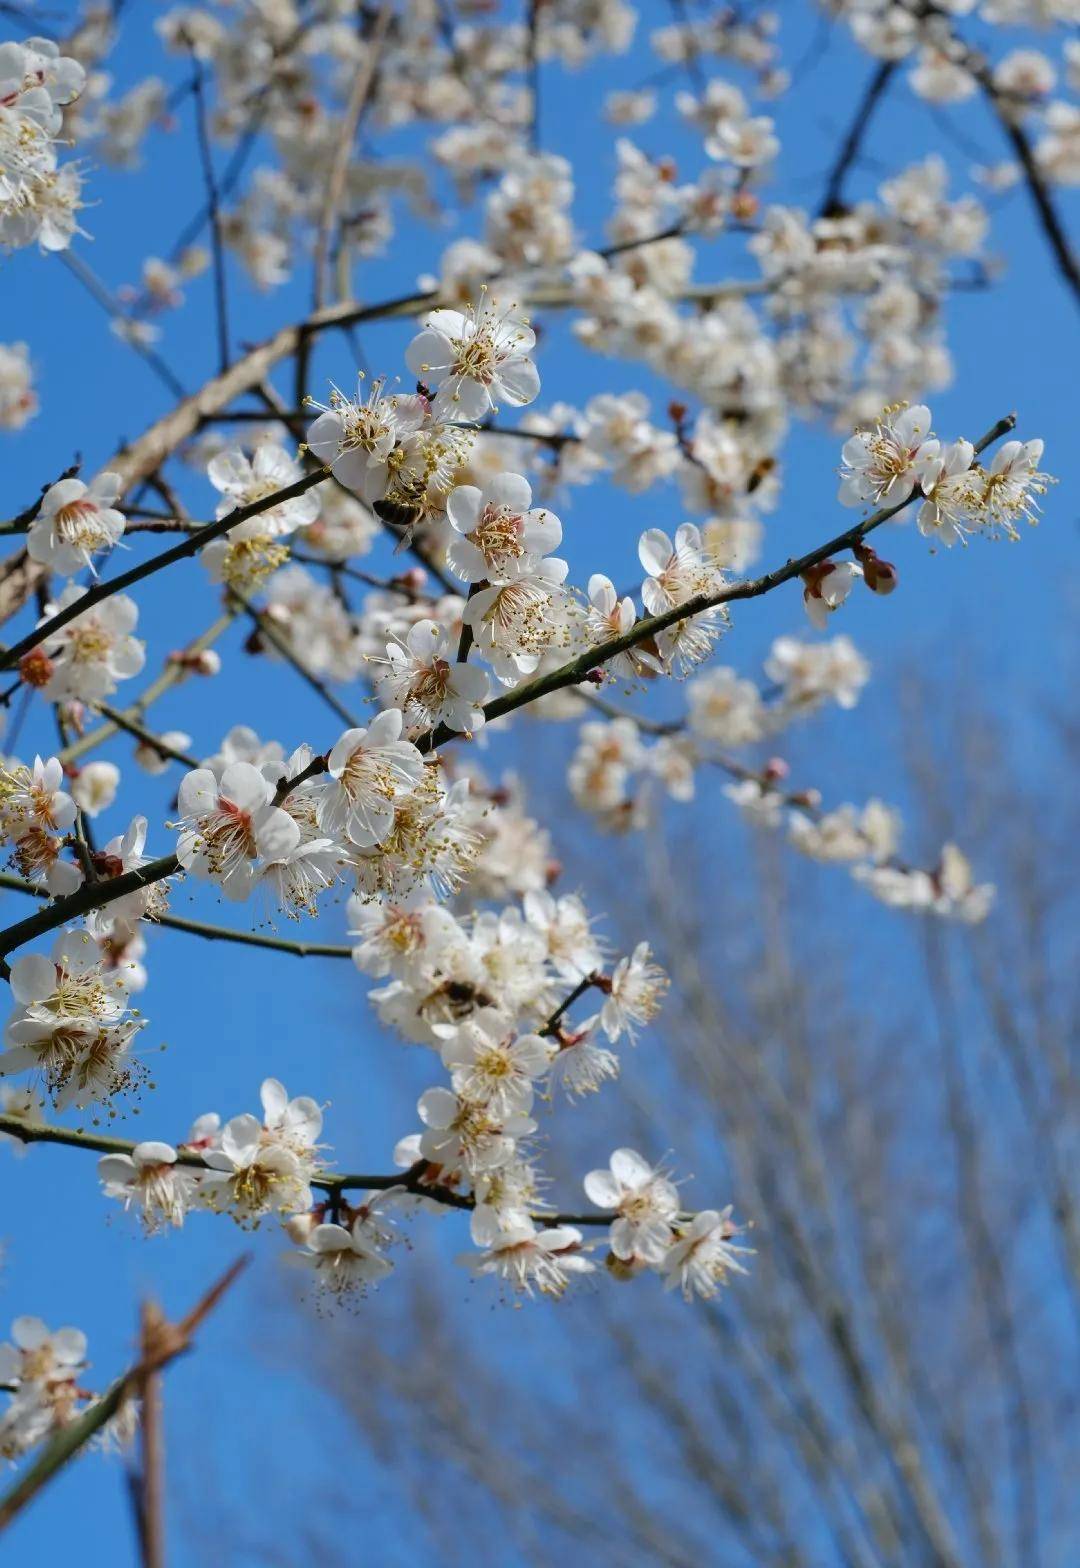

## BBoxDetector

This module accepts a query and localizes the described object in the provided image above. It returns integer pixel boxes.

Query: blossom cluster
[0,0,1068,1385]
[0,1317,92,1462]
[98,1077,323,1232]
[0,37,86,253]
[0,931,146,1113]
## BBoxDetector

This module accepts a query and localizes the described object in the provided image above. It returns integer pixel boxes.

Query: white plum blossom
[286,1216,394,1299]
[0,341,36,428]
[97,1141,193,1232]
[466,1210,595,1298]
[687,667,766,745]
[548,1016,621,1099]
[0,1315,88,1461]
[27,472,126,576]
[583,573,657,680]
[69,760,120,818]
[0,932,145,1111]
[207,443,320,534]
[707,115,780,167]
[406,301,540,421]
[202,1080,322,1223]
[979,439,1051,537]
[33,588,145,703]
[176,762,300,900]
[764,635,869,713]
[661,1208,753,1301]
[317,712,426,847]
[306,381,426,500]
[446,472,561,583]
[461,557,570,682]
[839,405,933,508]
[440,1013,554,1119]
[601,943,668,1043]
[375,619,489,735]
[417,1085,535,1175]
[584,1148,680,1266]
[639,524,727,673]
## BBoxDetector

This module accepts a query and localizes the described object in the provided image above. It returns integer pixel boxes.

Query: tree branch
[0,872,353,959]
[0,1115,609,1227]
[417,413,1017,751]
[0,470,329,673]
[0,1258,247,1535]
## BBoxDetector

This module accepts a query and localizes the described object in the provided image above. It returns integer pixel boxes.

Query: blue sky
[0,2,1076,1561]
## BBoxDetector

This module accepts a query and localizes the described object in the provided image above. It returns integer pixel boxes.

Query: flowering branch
[417,412,1017,751]
[0,1115,608,1227]
[0,873,353,959]
[0,752,331,957]
[0,470,330,673]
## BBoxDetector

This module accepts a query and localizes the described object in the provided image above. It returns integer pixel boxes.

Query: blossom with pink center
[375,619,489,735]
[584,1148,680,1266]
[446,472,561,583]
[176,762,300,900]
[316,710,426,848]
[838,404,932,509]
[28,471,126,576]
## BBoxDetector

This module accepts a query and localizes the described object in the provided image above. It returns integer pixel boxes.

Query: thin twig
[312,3,394,310]
[133,1300,166,1568]
[818,60,896,216]
[0,871,353,958]
[231,591,362,728]
[59,612,234,767]
[0,1259,247,1536]
[188,55,231,373]
[0,1115,610,1225]
[0,470,330,674]
[59,253,187,400]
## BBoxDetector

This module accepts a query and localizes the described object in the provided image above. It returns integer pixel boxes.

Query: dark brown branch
[818,61,896,217]
[0,1115,610,1227]
[417,413,1017,752]
[0,468,329,673]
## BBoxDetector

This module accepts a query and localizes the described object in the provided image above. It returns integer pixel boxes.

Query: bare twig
[818,60,896,216]
[0,870,353,958]
[188,55,231,373]
[131,1300,166,1568]
[0,1259,247,1536]
[312,3,394,310]
[0,469,329,674]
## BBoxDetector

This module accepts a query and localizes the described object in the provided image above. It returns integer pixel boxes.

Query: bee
[373,497,425,530]
[746,455,776,495]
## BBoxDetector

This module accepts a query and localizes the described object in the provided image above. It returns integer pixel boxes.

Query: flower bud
[731,190,760,222]
[19,648,54,689]
[789,789,822,810]
[393,568,428,594]
[283,1211,320,1245]
[854,542,899,595]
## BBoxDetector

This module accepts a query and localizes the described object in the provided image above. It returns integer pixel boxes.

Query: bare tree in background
[257,694,1079,1568]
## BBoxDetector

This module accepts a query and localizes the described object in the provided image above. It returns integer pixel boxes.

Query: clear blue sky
[1,3,1075,1561]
